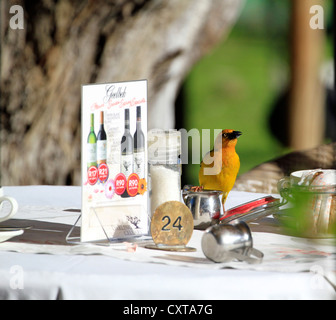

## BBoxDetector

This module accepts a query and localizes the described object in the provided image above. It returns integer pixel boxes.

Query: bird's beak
[228,131,242,140]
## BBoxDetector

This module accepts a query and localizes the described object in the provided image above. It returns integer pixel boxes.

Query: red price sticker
[88,166,98,185]
[114,173,127,195]
[98,163,109,183]
[127,173,139,197]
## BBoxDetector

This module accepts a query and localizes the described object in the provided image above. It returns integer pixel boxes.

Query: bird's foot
[190,186,204,192]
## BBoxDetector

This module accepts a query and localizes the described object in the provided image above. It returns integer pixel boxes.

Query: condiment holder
[278,169,336,237]
[182,186,223,230]
[148,130,182,217]
[201,221,263,264]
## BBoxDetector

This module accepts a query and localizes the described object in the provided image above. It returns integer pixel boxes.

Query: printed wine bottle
[97,111,107,165]
[133,106,145,179]
[120,108,133,179]
[87,113,97,169]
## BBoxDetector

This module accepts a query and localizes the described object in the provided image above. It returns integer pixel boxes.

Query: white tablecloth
[0,186,335,300]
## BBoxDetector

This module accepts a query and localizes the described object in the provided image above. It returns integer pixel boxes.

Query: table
[0,186,335,300]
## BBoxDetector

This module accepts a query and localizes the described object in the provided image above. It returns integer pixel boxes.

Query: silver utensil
[201,221,263,264]
[220,196,284,224]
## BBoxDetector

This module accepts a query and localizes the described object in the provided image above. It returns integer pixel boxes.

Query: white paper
[81,80,149,242]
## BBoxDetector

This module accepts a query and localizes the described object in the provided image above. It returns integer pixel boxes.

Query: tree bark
[1,0,244,185]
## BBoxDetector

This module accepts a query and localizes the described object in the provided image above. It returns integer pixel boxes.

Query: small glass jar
[148,129,181,217]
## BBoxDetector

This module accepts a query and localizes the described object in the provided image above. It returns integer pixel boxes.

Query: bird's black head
[222,130,242,140]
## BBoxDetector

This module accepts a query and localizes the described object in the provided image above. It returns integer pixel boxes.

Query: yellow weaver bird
[199,129,242,206]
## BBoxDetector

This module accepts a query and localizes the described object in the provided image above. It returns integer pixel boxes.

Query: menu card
[81,80,148,242]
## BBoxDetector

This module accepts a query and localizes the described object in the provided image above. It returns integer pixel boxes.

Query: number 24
[162,216,183,231]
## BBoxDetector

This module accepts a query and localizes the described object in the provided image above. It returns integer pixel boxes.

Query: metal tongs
[219,196,286,224]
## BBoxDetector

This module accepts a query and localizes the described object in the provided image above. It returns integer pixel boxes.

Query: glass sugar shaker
[148,129,182,217]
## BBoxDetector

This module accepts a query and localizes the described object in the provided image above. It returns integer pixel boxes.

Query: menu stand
[66,206,152,246]
[66,207,114,246]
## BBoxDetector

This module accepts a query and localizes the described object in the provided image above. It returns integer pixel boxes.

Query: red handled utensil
[215,196,285,224]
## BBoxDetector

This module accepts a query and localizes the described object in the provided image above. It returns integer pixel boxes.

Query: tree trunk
[1,0,244,185]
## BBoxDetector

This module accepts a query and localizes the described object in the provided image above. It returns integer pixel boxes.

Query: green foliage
[183,31,288,185]
[282,188,336,239]
[181,0,333,186]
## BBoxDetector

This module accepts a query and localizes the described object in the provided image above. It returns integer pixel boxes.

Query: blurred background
[0,0,334,187]
[178,0,334,186]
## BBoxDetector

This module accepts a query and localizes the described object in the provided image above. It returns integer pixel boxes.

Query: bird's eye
[222,133,227,138]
